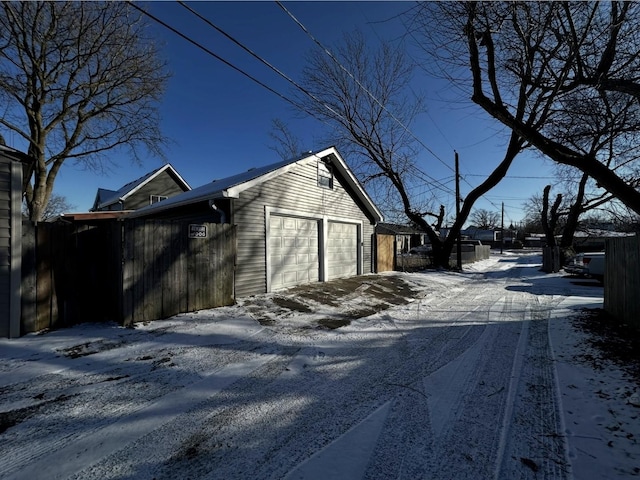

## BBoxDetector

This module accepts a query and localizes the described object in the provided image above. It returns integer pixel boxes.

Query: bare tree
[268,119,305,160]
[469,209,500,229]
[23,193,76,222]
[416,2,640,214]
[0,2,170,221]
[296,31,526,268]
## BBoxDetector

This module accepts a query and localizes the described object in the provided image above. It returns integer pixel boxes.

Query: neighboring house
[91,163,191,212]
[0,145,30,338]
[375,223,429,254]
[129,147,383,296]
[573,228,635,252]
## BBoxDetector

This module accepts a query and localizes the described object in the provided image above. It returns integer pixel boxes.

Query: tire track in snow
[0,343,258,478]
[359,282,528,478]
[3,351,277,480]
[495,295,570,480]
[420,292,527,479]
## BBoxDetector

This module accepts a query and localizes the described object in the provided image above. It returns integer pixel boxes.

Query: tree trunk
[560,173,588,249]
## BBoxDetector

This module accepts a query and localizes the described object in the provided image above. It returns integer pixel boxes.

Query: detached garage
[130,146,383,296]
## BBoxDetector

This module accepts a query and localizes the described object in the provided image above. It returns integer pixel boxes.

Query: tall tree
[0,2,169,221]
[296,31,525,268]
[469,209,500,230]
[416,2,640,214]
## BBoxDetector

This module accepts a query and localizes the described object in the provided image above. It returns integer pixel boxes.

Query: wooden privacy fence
[122,221,235,325]
[21,221,122,333]
[21,220,236,334]
[604,235,640,330]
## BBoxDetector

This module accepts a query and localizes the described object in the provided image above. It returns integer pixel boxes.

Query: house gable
[92,164,191,211]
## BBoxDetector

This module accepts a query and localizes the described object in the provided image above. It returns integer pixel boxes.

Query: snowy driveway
[1,252,638,479]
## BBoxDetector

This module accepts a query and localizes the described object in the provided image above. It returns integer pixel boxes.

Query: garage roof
[129,147,383,222]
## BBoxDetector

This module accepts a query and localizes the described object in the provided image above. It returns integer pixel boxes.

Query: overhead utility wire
[175,1,338,122]
[136,2,456,201]
[128,1,316,120]
[278,1,528,223]
[176,2,455,197]
[275,0,454,174]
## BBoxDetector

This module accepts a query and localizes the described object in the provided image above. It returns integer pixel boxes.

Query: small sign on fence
[188,224,207,238]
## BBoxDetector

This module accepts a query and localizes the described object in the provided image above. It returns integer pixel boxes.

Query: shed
[375,223,429,254]
[0,145,30,338]
[130,147,383,296]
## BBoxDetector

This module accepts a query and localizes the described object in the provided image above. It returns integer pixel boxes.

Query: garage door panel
[270,215,319,290]
[328,222,357,279]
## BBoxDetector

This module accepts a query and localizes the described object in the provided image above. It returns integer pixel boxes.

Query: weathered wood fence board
[376,234,394,272]
[21,220,236,334]
[604,236,640,330]
[119,220,236,325]
[21,221,122,333]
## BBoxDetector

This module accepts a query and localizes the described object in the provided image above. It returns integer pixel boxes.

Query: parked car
[460,239,482,246]
[564,251,605,282]
[404,244,432,256]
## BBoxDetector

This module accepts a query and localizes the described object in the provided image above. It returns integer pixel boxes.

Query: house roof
[60,211,134,222]
[376,223,425,235]
[93,163,191,210]
[0,144,32,163]
[128,147,383,222]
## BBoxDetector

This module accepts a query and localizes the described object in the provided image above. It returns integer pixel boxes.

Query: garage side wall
[0,155,21,338]
[234,161,375,297]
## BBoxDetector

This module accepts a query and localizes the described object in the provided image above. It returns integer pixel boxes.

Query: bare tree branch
[0,2,170,220]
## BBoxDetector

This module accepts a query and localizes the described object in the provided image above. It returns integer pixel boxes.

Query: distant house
[0,145,31,338]
[91,163,191,212]
[129,147,383,296]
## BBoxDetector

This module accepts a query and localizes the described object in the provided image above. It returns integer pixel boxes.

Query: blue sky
[47,1,556,226]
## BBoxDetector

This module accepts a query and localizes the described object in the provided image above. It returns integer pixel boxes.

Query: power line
[274,2,533,220]
[135,2,526,221]
[275,0,455,174]
[176,1,457,197]
[465,174,557,180]
[128,1,309,116]
[175,1,339,123]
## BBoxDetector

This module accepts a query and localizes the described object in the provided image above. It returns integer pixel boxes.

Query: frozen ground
[0,252,638,479]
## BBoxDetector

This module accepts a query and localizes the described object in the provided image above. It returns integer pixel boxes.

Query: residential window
[318,162,333,189]
[150,195,168,205]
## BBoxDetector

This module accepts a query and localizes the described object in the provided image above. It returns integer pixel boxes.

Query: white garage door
[328,222,358,279]
[269,215,319,290]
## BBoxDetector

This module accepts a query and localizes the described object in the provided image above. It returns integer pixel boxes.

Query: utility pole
[455,151,462,270]
[500,202,504,254]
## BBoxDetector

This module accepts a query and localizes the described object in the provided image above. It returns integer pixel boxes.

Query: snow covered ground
[1,251,638,479]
